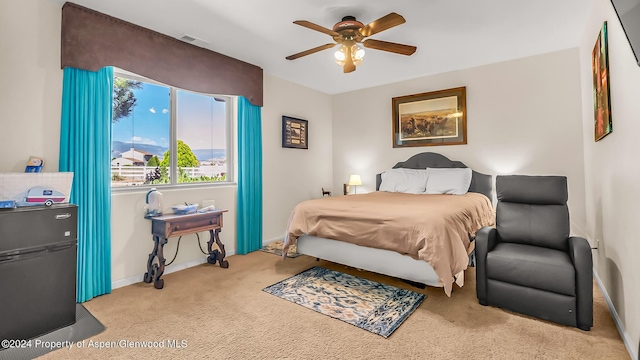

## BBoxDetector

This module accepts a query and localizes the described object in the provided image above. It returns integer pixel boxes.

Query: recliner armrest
[568,236,593,330]
[475,226,497,305]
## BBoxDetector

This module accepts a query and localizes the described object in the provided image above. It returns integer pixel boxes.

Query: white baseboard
[593,268,637,360]
[263,236,283,246]
[112,250,236,290]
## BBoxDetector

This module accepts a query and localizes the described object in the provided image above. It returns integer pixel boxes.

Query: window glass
[111,78,170,187]
[176,90,227,183]
[111,75,231,187]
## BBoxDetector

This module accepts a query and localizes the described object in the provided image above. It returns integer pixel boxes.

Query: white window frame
[112,71,235,191]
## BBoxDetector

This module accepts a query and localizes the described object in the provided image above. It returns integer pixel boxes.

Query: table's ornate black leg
[214,229,229,268]
[153,237,168,289]
[207,229,229,268]
[207,229,218,265]
[143,235,159,283]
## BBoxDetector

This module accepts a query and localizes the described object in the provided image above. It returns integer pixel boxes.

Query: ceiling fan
[286,12,417,73]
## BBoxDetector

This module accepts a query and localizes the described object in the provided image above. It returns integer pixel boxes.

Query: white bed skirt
[296,235,441,287]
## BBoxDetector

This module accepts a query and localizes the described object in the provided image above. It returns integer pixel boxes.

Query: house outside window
[111,73,233,188]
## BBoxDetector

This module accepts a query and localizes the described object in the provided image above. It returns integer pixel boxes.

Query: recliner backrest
[496,175,570,251]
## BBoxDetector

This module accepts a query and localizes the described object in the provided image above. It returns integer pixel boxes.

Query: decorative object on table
[263,266,425,338]
[344,174,362,195]
[392,86,467,147]
[259,239,301,258]
[144,188,163,218]
[282,116,308,149]
[592,22,612,142]
[199,199,216,213]
[172,203,198,215]
[322,187,332,197]
[25,156,44,173]
[285,13,416,73]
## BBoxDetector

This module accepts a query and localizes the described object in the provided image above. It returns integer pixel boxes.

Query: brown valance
[61,2,263,106]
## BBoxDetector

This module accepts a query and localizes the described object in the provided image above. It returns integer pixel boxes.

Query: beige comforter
[283,191,495,296]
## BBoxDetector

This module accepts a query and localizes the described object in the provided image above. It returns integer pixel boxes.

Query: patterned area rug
[263,266,425,338]
[259,239,301,258]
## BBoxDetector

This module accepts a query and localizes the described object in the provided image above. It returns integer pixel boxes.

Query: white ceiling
[52,0,593,94]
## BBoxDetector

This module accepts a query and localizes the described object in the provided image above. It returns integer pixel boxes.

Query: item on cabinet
[144,188,163,218]
[322,188,332,197]
[0,200,16,208]
[15,186,67,207]
[25,156,44,173]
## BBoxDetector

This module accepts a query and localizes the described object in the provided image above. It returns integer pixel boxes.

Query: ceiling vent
[179,35,197,43]
[177,34,210,49]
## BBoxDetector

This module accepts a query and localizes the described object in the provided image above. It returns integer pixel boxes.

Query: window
[111,74,233,187]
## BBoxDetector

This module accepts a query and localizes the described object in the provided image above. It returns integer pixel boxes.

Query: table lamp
[344,174,362,195]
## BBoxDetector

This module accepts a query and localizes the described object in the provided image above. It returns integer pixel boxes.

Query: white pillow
[424,167,472,195]
[379,168,429,194]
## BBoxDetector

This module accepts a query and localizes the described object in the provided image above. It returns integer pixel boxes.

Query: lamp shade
[348,174,362,186]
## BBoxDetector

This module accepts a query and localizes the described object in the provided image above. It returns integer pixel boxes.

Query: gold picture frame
[392,87,467,147]
[592,22,612,142]
[282,116,308,149]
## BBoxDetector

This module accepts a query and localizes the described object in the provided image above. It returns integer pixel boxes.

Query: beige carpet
[40,251,629,360]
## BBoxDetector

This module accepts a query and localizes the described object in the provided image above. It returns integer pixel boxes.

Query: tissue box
[172,204,198,215]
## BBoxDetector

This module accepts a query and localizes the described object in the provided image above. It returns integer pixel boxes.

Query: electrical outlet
[596,238,600,249]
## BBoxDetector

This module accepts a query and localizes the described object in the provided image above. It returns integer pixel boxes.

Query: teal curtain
[237,96,263,254]
[59,66,113,303]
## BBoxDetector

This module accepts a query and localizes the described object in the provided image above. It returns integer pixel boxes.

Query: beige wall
[0,0,62,171]
[580,0,640,357]
[262,74,333,243]
[332,49,588,237]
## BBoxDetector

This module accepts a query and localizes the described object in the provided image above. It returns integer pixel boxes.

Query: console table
[143,209,229,289]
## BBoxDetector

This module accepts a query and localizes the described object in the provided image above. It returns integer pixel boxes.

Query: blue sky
[112,79,227,151]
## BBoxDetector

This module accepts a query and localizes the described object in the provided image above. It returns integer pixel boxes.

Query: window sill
[111,181,237,194]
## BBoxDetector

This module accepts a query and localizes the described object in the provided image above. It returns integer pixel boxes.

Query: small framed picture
[282,116,308,149]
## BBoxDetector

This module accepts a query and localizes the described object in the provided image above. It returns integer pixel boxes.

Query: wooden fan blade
[293,20,339,36]
[359,13,406,37]
[363,39,417,56]
[343,49,355,73]
[286,43,336,60]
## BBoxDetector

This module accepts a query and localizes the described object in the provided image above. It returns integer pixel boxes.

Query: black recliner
[476,175,593,330]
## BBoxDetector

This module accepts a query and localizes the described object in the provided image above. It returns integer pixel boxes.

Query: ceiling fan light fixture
[287,13,415,73]
[334,46,347,64]
[352,45,365,63]
[334,45,365,66]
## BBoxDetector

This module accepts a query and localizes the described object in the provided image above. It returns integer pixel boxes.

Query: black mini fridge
[0,204,77,346]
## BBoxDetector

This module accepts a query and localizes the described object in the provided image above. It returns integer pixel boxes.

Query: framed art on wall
[592,22,612,142]
[282,116,308,149]
[392,86,467,148]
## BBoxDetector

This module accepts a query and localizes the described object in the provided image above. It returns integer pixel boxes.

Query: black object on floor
[0,205,79,343]
[401,278,426,289]
[0,304,105,360]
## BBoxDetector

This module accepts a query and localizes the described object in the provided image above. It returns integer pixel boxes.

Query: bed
[283,152,495,296]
